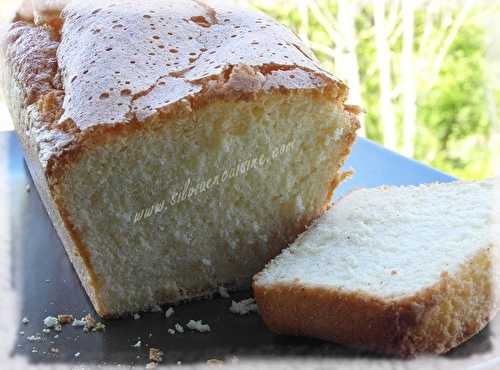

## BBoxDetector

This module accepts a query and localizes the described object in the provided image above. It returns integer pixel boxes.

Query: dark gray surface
[0,130,498,369]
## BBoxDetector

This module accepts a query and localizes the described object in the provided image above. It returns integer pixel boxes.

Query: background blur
[1,0,499,179]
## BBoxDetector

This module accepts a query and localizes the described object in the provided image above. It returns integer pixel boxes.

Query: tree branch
[308,0,343,47]
[431,0,476,83]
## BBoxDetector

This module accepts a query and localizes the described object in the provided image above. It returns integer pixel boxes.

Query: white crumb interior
[256,179,500,299]
[59,92,354,314]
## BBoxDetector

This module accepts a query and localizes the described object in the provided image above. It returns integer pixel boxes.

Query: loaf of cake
[254,179,500,356]
[1,0,360,317]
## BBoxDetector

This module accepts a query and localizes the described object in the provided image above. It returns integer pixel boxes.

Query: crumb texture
[254,179,500,355]
[256,179,500,299]
[59,93,357,315]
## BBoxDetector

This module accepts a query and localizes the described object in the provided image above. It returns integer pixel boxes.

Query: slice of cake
[254,179,500,356]
[2,0,360,317]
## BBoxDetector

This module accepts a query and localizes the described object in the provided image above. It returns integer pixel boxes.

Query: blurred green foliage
[250,1,499,179]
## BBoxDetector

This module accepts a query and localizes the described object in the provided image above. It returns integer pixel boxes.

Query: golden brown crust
[1,19,108,314]
[253,246,499,357]
[16,107,108,315]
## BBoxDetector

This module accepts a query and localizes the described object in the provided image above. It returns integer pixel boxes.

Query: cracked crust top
[3,0,348,177]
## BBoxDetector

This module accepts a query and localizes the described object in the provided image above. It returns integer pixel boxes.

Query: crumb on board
[43,316,59,328]
[93,322,106,332]
[57,314,74,325]
[72,318,86,327]
[165,307,175,318]
[149,348,164,363]
[150,305,162,313]
[229,298,258,315]
[174,323,184,333]
[218,286,230,298]
[207,358,225,366]
[83,314,96,332]
[186,320,210,333]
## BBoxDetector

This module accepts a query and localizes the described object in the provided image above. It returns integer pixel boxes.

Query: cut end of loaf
[254,179,500,356]
[55,91,358,316]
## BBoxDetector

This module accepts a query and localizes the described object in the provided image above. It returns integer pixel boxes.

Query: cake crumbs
[43,316,59,328]
[132,340,142,348]
[50,347,59,354]
[93,322,106,332]
[186,320,210,333]
[83,314,96,332]
[207,359,224,366]
[149,348,164,363]
[21,317,29,325]
[229,298,258,315]
[72,317,86,327]
[168,328,175,335]
[42,328,51,334]
[150,305,162,313]
[218,286,230,298]
[174,323,184,333]
[146,362,158,369]
[27,335,41,342]
[133,313,141,320]
[58,314,74,325]
[165,307,175,318]
[74,352,80,358]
